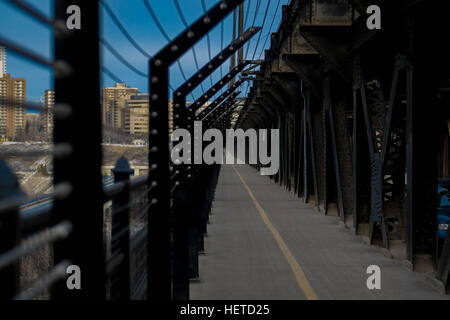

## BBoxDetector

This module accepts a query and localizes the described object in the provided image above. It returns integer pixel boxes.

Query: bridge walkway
[190,165,449,300]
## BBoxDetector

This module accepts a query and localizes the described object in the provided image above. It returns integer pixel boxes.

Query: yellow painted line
[232,165,319,300]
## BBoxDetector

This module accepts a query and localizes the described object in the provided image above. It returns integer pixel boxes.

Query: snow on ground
[20,156,51,186]
[0,141,49,145]
[1,143,147,196]
[18,156,52,196]
[101,143,147,147]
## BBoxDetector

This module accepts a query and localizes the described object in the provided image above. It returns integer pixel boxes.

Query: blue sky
[0,0,287,110]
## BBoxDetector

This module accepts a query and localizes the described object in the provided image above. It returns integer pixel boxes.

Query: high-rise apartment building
[0,74,26,140]
[40,89,54,139]
[102,83,138,130]
[122,94,149,136]
[25,112,40,139]
[0,47,6,78]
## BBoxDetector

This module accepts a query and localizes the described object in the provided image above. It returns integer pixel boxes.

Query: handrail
[103,174,149,200]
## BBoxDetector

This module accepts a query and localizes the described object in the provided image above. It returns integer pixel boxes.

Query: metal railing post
[172,93,191,300]
[0,161,24,299]
[52,0,105,298]
[110,157,133,299]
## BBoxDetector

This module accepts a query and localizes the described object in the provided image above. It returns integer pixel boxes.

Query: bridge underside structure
[233,0,450,292]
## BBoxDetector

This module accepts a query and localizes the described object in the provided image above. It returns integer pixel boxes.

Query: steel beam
[283,53,323,98]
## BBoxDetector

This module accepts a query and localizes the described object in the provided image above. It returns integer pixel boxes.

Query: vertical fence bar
[322,107,328,214]
[306,90,319,208]
[405,64,414,263]
[292,108,297,192]
[328,103,345,219]
[322,76,330,214]
[111,157,133,299]
[172,93,190,300]
[352,55,363,234]
[148,63,171,300]
[303,103,308,202]
[52,0,105,298]
[0,161,23,299]
[352,88,359,233]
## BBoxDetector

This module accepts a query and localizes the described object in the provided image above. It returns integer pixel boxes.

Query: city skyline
[0,0,285,102]
[1,45,211,115]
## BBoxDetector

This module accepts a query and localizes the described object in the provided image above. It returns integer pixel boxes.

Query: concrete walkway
[190,165,449,300]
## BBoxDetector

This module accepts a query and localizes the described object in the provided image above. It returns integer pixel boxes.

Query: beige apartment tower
[121,96,174,137]
[0,47,6,78]
[40,89,55,138]
[0,73,26,140]
[122,94,149,135]
[102,83,138,130]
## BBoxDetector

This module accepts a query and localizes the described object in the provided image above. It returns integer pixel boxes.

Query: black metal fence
[0,0,253,300]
